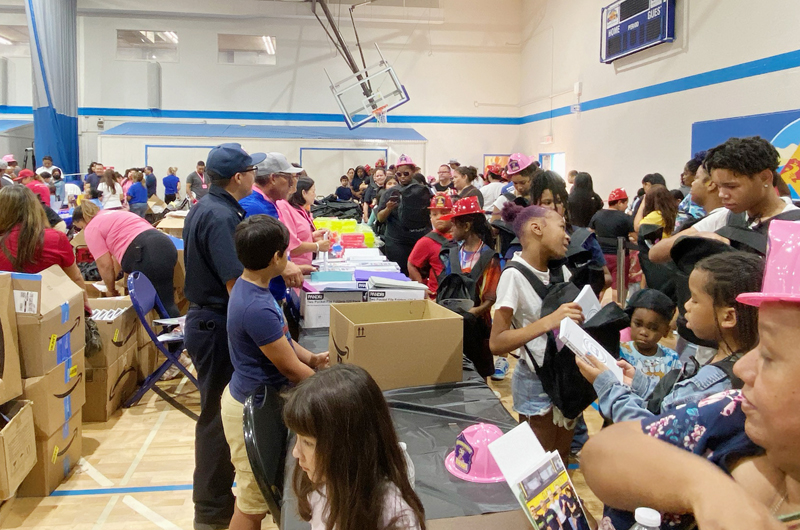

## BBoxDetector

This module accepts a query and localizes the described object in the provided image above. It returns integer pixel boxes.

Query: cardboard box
[87,298,139,368]
[0,274,22,405]
[134,342,160,383]
[156,217,184,238]
[69,229,86,250]
[137,309,157,348]
[0,401,36,500]
[146,195,168,215]
[329,300,462,390]
[301,291,366,329]
[11,266,85,378]
[22,350,85,439]
[83,346,138,422]
[17,411,81,497]
[366,289,427,302]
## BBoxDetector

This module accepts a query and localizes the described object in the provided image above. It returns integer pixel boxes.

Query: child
[489,202,584,462]
[335,175,353,201]
[222,215,329,530]
[619,289,680,379]
[407,193,454,297]
[438,196,502,379]
[125,171,148,218]
[284,364,425,530]
[576,251,763,424]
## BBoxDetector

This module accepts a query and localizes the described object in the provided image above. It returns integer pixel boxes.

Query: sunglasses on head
[398,171,412,177]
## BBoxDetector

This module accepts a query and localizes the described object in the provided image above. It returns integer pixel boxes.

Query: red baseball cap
[429,193,454,211]
[608,188,628,202]
[14,169,35,181]
[439,196,483,220]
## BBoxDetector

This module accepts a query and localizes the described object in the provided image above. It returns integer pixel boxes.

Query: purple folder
[353,270,410,282]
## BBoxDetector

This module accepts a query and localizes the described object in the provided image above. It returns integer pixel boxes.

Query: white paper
[559,317,624,382]
[574,284,602,321]
[487,423,547,488]
[367,277,427,291]
[13,290,38,314]
[343,248,384,260]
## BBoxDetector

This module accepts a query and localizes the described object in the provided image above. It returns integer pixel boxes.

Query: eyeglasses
[398,171,412,177]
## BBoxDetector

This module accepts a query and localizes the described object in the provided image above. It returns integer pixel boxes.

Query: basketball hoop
[372,105,388,126]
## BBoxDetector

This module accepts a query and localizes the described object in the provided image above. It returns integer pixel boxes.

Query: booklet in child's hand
[574,284,602,321]
[559,317,624,382]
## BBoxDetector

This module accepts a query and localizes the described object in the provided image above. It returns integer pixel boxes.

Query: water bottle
[398,442,415,489]
[630,507,661,529]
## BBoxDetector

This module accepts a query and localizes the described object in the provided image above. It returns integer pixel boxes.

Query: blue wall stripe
[2,48,798,126]
[50,484,194,496]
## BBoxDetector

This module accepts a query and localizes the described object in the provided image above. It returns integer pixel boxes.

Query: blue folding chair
[124,271,198,408]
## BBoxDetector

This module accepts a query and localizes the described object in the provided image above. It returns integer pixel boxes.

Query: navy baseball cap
[206,143,266,179]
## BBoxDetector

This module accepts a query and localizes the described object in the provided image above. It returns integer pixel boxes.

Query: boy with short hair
[335,175,353,201]
[407,193,454,297]
[221,214,328,530]
[620,289,680,378]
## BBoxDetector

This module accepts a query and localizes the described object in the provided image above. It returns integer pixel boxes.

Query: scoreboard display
[601,0,676,63]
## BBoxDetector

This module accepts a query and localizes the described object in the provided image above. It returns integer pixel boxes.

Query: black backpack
[436,243,495,306]
[504,261,599,420]
[716,208,800,255]
[425,231,448,246]
[646,353,745,414]
[549,227,606,297]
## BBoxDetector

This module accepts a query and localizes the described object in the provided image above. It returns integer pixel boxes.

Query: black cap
[625,288,676,321]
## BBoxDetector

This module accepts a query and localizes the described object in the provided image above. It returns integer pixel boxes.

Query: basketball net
[372,105,388,127]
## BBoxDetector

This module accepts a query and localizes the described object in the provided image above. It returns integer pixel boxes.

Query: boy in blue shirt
[619,288,680,378]
[335,175,354,201]
[221,214,328,529]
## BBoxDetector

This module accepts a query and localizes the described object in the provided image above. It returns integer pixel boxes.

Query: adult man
[144,166,158,198]
[182,143,267,530]
[15,169,51,206]
[448,158,460,171]
[35,155,60,176]
[588,188,635,293]
[432,164,456,196]
[0,161,13,187]
[375,154,432,274]
[186,161,209,202]
[85,163,103,191]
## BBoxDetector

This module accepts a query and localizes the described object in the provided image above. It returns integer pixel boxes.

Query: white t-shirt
[36,165,61,176]
[309,483,420,530]
[692,200,799,232]
[480,181,505,210]
[97,182,124,209]
[64,182,82,197]
[494,253,571,368]
[492,191,516,213]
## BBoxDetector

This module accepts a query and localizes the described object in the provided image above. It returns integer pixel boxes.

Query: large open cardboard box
[0,401,36,500]
[87,297,139,368]
[156,217,185,238]
[329,300,462,390]
[0,274,22,405]
[22,349,85,439]
[17,411,82,497]
[83,345,138,422]
[11,266,85,378]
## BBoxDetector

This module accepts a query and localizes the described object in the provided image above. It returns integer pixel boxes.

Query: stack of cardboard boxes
[11,266,86,497]
[0,274,35,505]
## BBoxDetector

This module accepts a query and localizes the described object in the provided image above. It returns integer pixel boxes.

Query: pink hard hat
[396,154,418,169]
[738,220,800,307]
[506,153,534,176]
[444,423,505,483]
[2,154,16,163]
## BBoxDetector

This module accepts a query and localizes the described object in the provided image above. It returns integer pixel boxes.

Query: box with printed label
[0,274,22,405]
[17,411,81,497]
[87,298,139,368]
[329,300,463,391]
[301,290,366,329]
[83,346,138,423]
[22,349,85,439]
[11,266,85,378]
[0,400,36,500]
[366,289,427,302]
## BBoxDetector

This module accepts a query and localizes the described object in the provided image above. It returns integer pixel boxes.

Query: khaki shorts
[221,385,269,515]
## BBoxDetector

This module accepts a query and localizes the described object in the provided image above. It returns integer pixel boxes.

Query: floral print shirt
[601,390,764,530]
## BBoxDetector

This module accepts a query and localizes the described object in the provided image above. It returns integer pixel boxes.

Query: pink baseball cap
[738,220,800,307]
[444,423,505,483]
[506,153,534,176]
[2,154,16,163]
[396,154,418,169]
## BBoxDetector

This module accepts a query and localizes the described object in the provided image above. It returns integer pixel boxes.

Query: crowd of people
[0,134,798,530]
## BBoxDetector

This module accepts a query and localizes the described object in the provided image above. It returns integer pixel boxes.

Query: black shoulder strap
[447,245,462,274]
[710,351,746,389]
[468,247,495,280]
[502,191,516,201]
[725,210,748,229]
[503,261,549,300]
[569,227,592,249]
[425,231,448,246]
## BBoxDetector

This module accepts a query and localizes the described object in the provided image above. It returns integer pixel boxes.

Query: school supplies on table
[367,277,427,291]
[558,317,624,382]
[489,423,591,530]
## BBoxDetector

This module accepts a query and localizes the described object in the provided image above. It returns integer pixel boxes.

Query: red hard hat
[439,196,483,220]
[608,188,628,202]
[429,193,454,211]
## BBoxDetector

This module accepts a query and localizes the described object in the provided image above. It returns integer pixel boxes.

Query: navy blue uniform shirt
[183,186,245,306]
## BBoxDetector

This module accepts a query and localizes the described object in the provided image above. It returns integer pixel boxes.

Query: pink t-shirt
[84,210,153,262]
[276,200,316,266]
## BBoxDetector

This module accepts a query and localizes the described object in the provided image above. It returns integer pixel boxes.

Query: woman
[581,221,800,530]
[567,172,603,227]
[351,165,368,201]
[163,167,181,203]
[97,169,124,210]
[126,171,149,218]
[0,186,89,306]
[51,168,65,207]
[453,165,484,208]
[72,201,180,316]
[636,184,678,237]
[276,176,330,267]
[363,168,386,223]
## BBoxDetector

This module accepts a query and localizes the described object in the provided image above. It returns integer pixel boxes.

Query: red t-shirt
[26,181,51,207]
[408,230,452,295]
[0,226,75,273]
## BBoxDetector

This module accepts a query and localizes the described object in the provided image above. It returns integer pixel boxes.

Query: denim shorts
[511,360,553,417]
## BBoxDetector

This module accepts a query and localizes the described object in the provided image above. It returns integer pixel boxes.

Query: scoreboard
[601,0,676,63]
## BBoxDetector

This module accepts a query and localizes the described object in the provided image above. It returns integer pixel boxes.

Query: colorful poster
[772,117,800,199]
[484,154,510,174]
